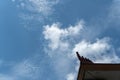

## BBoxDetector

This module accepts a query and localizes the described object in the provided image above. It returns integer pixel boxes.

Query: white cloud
[43,19,120,80]
[72,38,120,63]
[26,0,59,16]
[14,0,59,21]
[43,20,84,50]
[12,0,61,29]
[43,20,84,80]
[72,38,110,58]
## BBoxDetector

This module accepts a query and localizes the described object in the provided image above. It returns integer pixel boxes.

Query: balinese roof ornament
[76,52,93,64]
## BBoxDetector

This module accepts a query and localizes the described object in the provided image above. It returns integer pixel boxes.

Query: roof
[76,52,120,80]
[85,70,120,80]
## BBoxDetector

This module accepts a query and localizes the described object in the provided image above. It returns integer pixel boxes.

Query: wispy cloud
[12,60,39,79]
[102,0,120,30]
[0,58,43,80]
[109,0,120,21]
[12,0,59,22]
[0,74,15,80]
[11,0,61,30]
[26,0,59,16]
[15,0,59,14]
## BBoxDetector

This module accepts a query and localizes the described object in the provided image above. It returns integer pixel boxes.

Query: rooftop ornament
[76,52,93,64]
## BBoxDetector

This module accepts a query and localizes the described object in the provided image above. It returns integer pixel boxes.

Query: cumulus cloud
[43,19,120,80]
[43,20,84,50]
[43,20,84,80]
[72,38,120,63]
[73,38,110,56]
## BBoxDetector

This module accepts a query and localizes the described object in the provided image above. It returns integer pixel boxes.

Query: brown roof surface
[76,52,120,80]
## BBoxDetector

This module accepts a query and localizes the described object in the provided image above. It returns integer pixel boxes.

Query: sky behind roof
[0,0,120,80]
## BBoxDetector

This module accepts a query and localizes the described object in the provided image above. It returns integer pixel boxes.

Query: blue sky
[1,0,120,80]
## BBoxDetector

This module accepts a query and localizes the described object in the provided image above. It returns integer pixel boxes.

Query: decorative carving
[76,52,93,64]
